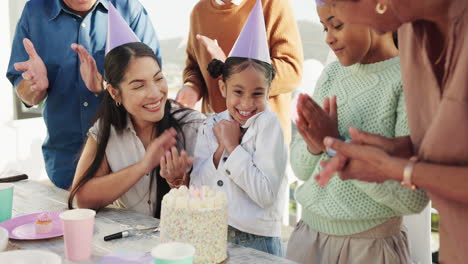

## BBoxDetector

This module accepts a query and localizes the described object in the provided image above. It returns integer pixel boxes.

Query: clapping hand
[71,43,103,94]
[196,34,227,62]
[315,127,411,186]
[296,93,339,154]
[160,147,193,188]
[176,85,200,109]
[14,38,49,92]
[141,128,177,174]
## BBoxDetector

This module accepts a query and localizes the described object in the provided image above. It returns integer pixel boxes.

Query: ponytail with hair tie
[207,59,225,78]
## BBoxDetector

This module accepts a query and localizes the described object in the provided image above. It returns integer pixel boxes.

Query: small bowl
[0,227,8,251]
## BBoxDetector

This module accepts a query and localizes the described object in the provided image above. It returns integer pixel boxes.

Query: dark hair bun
[207,59,225,78]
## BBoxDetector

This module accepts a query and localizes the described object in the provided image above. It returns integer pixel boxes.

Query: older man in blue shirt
[6,0,161,189]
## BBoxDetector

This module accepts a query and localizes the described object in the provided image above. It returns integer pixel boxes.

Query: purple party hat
[105,2,140,54]
[228,0,271,64]
[316,0,326,7]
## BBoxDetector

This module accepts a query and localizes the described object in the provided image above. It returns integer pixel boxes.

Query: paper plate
[0,250,61,264]
[0,211,63,240]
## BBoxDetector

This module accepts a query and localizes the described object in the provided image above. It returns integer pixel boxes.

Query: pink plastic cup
[59,209,96,262]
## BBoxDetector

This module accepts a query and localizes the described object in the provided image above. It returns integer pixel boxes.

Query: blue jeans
[228,226,284,256]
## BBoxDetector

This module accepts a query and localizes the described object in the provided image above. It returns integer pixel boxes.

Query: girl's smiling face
[219,65,269,125]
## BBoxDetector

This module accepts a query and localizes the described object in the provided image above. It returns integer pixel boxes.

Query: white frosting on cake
[160,186,228,264]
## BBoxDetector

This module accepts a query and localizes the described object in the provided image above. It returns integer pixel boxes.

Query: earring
[375,3,387,14]
[115,101,121,107]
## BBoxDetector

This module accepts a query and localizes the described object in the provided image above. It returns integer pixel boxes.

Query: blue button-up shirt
[6,0,161,189]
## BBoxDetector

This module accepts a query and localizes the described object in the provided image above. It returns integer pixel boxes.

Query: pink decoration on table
[35,212,53,234]
[199,188,205,199]
[189,186,199,199]
[99,250,152,264]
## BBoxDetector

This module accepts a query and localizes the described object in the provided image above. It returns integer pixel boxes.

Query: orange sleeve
[182,10,207,97]
[265,0,304,97]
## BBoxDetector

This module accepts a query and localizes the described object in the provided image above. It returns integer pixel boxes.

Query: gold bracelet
[401,156,419,190]
[167,174,188,189]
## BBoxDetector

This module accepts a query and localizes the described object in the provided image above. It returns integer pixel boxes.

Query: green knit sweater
[291,57,429,236]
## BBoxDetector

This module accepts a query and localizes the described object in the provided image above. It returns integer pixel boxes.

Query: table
[6,181,297,264]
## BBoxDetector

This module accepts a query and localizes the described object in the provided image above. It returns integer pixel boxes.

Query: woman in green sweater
[285,2,429,264]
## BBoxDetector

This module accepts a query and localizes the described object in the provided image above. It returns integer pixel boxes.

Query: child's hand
[213,120,241,154]
[160,147,193,188]
[140,128,177,174]
[296,94,339,154]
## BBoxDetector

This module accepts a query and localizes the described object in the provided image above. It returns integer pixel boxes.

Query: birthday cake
[160,186,228,264]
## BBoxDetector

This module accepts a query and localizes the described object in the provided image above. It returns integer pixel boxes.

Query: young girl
[190,56,288,256]
[286,2,429,263]
[177,0,303,145]
[68,42,204,218]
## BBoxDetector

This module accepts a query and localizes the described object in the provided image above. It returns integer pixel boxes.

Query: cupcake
[35,212,53,234]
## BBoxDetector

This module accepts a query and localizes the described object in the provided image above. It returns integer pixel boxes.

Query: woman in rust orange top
[309,0,468,263]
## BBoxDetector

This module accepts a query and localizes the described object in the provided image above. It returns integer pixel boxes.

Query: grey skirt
[286,217,410,264]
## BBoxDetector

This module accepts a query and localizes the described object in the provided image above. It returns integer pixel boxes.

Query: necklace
[147,125,157,214]
[434,38,448,65]
[148,170,154,214]
[433,17,450,65]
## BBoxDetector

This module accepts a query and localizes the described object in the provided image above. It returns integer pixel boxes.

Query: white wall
[0,0,18,177]
[139,0,198,40]
[0,0,47,181]
[1,0,14,123]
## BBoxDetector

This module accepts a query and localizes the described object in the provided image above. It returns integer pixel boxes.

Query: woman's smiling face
[117,56,168,126]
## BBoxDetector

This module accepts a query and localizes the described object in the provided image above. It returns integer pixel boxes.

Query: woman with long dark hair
[68,42,204,218]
